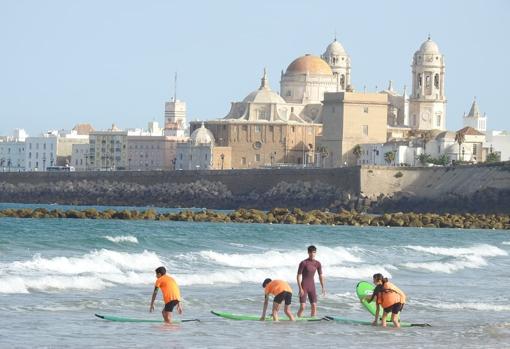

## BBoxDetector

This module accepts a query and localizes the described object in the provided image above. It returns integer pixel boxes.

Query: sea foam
[0,249,161,294]
[198,245,362,269]
[103,235,139,244]
[402,244,507,273]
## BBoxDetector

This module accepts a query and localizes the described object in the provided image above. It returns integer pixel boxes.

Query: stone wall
[1,164,509,213]
[0,167,360,196]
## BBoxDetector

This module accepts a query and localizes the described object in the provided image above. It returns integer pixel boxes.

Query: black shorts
[273,291,292,305]
[163,300,179,312]
[384,302,404,314]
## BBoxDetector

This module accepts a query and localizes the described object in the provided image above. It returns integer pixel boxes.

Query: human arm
[297,261,304,296]
[260,295,269,321]
[149,287,158,312]
[177,301,183,315]
[372,302,380,326]
[319,273,326,296]
[297,273,304,296]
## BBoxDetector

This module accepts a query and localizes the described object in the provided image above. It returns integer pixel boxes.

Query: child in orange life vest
[260,278,296,321]
[363,273,406,328]
[149,266,182,324]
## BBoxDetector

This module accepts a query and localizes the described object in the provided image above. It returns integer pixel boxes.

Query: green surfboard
[356,281,393,321]
[94,314,199,323]
[211,310,320,322]
[324,315,429,327]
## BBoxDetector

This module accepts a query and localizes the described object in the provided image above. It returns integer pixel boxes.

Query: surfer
[260,278,295,321]
[149,266,183,324]
[297,245,325,317]
[363,273,406,328]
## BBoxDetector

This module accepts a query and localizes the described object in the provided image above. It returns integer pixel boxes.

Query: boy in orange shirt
[260,278,295,321]
[149,266,182,323]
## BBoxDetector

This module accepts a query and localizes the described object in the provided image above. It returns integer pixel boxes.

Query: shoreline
[1,207,509,230]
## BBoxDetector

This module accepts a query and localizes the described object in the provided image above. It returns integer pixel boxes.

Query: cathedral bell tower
[321,38,351,91]
[409,36,446,131]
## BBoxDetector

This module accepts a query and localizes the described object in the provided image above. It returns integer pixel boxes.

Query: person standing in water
[260,278,295,321]
[364,273,406,328]
[149,266,183,324]
[297,245,325,317]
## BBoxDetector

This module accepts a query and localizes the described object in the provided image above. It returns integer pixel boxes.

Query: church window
[269,126,274,132]
[255,125,261,133]
[363,106,369,113]
[425,75,431,88]
[286,90,292,97]
[257,110,267,119]
[434,74,439,89]
[291,126,295,133]
[241,157,246,165]
[242,125,248,131]
[473,144,477,156]
[340,75,345,88]
[255,154,260,162]
[418,74,422,87]
[436,115,441,127]
[362,125,368,137]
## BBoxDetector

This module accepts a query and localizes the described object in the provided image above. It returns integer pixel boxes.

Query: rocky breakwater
[1,207,509,230]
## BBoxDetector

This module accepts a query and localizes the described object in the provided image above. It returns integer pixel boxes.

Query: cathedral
[184,36,450,169]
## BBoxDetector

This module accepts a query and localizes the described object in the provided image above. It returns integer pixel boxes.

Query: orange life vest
[377,281,406,308]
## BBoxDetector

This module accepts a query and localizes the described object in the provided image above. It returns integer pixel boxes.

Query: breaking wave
[402,244,507,273]
[0,249,161,294]
[103,235,139,244]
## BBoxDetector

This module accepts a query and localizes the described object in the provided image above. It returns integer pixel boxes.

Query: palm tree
[352,144,362,164]
[455,130,465,161]
[384,151,395,166]
[316,145,328,168]
[420,130,433,154]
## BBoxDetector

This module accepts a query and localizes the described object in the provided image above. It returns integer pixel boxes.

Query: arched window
[434,74,439,89]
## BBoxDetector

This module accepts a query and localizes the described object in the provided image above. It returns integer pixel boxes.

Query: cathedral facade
[187,37,449,169]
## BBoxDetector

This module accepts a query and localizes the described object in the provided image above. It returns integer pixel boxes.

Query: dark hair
[373,273,388,283]
[155,266,166,275]
[262,278,272,288]
[307,245,317,253]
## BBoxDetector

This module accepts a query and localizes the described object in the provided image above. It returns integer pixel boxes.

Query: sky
[0,0,509,136]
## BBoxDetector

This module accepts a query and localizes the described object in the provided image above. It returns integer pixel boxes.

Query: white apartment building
[70,143,90,171]
[0,129,28,171]
[25,133,58,171]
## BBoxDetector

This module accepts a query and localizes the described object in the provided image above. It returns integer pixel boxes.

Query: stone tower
[409,36,446,130]
[321,38,351,91]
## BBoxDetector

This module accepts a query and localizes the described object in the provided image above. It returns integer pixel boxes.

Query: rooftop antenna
[173,72,178,102]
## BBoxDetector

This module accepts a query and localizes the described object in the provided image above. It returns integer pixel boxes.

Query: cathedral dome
[285,54,333,75]
[419,37,441,54]
[242,69,286,104]
[324,40,346,56]
[191,123,214,145]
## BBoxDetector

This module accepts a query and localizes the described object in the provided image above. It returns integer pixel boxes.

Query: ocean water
[1,210,510,348]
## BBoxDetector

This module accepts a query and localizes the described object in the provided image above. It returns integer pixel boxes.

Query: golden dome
[285,54,333,75]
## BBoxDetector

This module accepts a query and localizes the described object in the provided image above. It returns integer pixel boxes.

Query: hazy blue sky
[0,0,508,136]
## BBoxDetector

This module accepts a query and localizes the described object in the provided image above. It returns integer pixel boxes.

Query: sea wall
[0,164,509,212]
